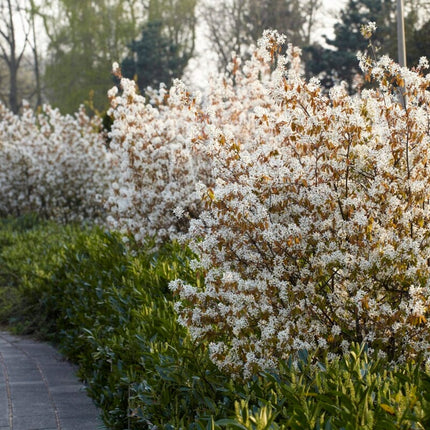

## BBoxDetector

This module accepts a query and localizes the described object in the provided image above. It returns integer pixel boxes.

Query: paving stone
[60,415,106,430]
[8,370,42,383]
[41,366,81,386]
[0,380,11,427]
[53,392,98,418]
[12,394,53,411]
[0,416,8,428]
[10,382,48,392]
[0,352,27,361]
[50,383,88,394]
[0,331,102,429]
[17,343,61,358]
[12,413,57,430]
[0,333,18,341]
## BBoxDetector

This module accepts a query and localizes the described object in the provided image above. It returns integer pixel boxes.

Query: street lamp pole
[396,0,407,108]
[397,0,407,67]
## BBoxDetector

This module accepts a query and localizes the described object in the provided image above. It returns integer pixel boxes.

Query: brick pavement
[0,331,105,430]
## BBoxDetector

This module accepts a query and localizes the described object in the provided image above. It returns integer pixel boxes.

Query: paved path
[0,331,105,430]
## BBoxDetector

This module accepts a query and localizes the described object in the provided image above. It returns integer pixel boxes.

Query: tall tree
[43,0,141,114]
[305,0,430,92]
[200,0,321,72]
[199,0,247,69]
[27,0,42,108]
[246,0,307,46]
[121,0,197,91]
[404,0,430,66]
[0,0,33,113]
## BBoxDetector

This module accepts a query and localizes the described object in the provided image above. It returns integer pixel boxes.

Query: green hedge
[1,216,430,429]
[0,216,234,428]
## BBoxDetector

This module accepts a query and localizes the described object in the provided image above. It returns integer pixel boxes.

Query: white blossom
[103,30,430,378]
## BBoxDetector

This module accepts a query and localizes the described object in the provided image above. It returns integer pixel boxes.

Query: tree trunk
[7,0,19,113]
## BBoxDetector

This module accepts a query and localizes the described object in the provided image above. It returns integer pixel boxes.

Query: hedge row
[1,216,430,429]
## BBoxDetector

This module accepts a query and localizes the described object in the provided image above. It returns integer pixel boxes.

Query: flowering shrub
[106,65,213,243]
[107,30,293,244]
[170,30,430,377]
[0,102,114,222]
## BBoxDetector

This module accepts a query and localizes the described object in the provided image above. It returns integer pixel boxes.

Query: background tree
[305,0,430,92]
[246,0,312,46]
[0,0,35,113]
[406,0,430,66]
[200,0,321,72]
[28,0,42,108]
[121,0,197,91]
[43,0,141,114]
[199,0,248,70]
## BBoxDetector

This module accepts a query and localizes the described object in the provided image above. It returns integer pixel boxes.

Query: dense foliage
[1,218,430,429]
[0,217,226,429]
[3,23,430,383]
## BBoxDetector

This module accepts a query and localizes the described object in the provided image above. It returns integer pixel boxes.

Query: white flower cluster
[106,30,292,246]
[164,31,430,377]
[101,30,430,377]
[360,21,377,40]
[106,72,213,244]
[0,102,115,222]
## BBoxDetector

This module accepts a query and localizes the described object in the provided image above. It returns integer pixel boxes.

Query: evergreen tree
[121,0,196,91]
[121,19,192,90]
[305,0,430,92]
[409,18,430,66]
[305,0,396,92]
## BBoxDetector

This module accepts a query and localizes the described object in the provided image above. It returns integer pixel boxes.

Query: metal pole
[396,0,407,108]
[397,0,407,67]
